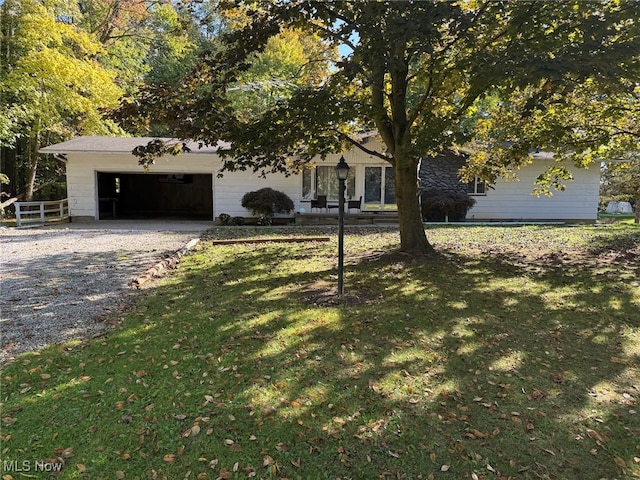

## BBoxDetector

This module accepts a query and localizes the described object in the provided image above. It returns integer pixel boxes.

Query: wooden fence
[15,198,69,226]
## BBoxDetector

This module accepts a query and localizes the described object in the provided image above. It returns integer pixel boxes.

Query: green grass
[598,214,637,225]
[2,225,639,480]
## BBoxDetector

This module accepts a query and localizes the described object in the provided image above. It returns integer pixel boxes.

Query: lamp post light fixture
[335,156,350,295]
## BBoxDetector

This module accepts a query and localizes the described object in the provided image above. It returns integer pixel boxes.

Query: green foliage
[228,28,335,120]
[241,187,294,218]
[0,0,124,199]
[123,1,640,253]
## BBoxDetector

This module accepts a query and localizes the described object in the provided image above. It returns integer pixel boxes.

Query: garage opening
[97,172,213,220]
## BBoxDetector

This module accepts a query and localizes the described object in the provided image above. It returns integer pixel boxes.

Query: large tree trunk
[394,151,434,255]
[23,123,40,202]
[23,139,39,202]
[635,191,639,224]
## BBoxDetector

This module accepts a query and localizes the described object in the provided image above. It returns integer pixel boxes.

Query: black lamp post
[335,156,350,295]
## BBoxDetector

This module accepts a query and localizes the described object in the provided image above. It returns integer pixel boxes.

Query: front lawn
[598,213,637,225]
[1,225,639,480]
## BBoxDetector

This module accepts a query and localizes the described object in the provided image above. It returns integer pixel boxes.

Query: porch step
[295,212,399,226]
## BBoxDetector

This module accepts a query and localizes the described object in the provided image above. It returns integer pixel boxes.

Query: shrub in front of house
[241,188,294,223]
[421,189,476,222]
[218,213,232,225]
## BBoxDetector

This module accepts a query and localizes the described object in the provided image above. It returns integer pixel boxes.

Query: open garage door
[98,172,213,220]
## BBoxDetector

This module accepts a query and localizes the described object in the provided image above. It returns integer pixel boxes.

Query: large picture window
[302,166,356,200]
[364,166,396,210]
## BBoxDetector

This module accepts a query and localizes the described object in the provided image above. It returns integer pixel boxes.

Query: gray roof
[40,136,230,154]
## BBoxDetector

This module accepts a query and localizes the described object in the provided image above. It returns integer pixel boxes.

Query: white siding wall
[214,170,300,217]
[467,160,600,221]
[65,146,389,220]
[64,144,600,222]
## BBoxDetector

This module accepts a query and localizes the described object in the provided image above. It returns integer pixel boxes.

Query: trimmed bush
[421,189,476,222]
[241,188,294,219]
[218,213,232,225]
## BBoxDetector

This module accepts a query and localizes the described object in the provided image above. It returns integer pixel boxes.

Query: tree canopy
[0,0,209,202]
[0,0,123,200]
[125,0,640,253]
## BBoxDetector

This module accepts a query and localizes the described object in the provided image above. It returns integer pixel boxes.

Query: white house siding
[217,148,390,216]
[213,169,300,217]
[46,136,601,222]
[59,142,389,221]
[467,160,600,221]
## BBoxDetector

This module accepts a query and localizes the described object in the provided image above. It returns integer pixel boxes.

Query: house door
[364,166,396,210]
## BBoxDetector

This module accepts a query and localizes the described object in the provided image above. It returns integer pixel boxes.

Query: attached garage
[96,172,213,220]
[40,137,230,222]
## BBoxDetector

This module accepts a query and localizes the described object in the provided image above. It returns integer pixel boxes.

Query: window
[302,166,356,200]
[302,169,312,198]
[466,177,486,195]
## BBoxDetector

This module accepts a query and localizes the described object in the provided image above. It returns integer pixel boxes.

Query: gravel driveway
[0,220,210,364]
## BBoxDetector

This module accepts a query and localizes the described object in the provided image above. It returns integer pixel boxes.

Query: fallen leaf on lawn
[224,439,235,446]
[76,464,86,473]
[487,464,496,473]
[263,455,274,467]
[115,471,125,479]
[41,374,51,380]
[471,473,479,480]
[634,456,640,463]
[163,454,176,463]
[61,447,74,458]
[469,428,488,438]
[191,425,201,436]
[218,469,232,479]
[291,458,301,468]
[614,456,626,468]
[586,428,607,443]
[440,465,450,471]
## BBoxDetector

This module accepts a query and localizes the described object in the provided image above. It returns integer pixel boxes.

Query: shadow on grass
[2,228,638,479]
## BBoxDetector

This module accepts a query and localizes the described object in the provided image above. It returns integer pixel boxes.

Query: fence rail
[15,198,69,226]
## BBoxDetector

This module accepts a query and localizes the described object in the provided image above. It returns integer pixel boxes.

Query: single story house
[40,136,601,223]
